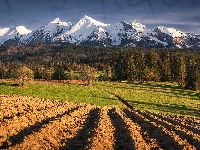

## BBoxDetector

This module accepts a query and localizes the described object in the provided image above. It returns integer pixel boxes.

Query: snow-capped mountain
[0,26,31,45]
[110,21,168,47]
[54,15,112,46]
[20,18,72,44]
[153,26,200,48]
[0,15,200,48]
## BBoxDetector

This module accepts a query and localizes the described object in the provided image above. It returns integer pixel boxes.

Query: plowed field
[0,95,199,150]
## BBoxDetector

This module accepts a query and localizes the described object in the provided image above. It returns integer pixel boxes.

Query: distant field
[0,80,199,117]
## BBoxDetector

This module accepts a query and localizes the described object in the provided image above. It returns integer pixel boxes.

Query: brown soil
[0,95,199,150]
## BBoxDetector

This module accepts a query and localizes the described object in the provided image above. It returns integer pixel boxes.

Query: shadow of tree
[103,88,200,117]
[94,96,118,101]
[127,100,200,117]
[0,82,19,87]
[129,82,200,101]
[97,82,200,101]
[0,82,11,86]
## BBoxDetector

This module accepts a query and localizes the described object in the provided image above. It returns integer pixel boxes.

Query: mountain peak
[50,18,61,24]
[84,15,90,19]
[50,18,72,26]
[81,15,110,27]
[131,20,146,30]
[64,15,110,35]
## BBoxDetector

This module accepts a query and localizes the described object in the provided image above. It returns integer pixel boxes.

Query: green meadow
[0,81,199,117]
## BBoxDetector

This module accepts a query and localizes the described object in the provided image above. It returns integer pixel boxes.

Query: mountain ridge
[0,15,200,48]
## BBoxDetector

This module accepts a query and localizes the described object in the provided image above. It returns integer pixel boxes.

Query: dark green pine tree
[185,54,200,90]
[172,52,186,87]
[52,63,65,80]
[133,50,146,82]
[114,50,127,80]
[127,54,136,82]
[0,64,6,79]
[161,51,171,82]
[104,64,112,80]
[193,68,200,91]
[145,50,161,82]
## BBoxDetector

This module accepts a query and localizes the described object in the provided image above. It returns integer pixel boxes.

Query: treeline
[0,44,200,90]
[114,50,200,91]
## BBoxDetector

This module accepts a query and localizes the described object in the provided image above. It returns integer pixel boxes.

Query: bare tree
[80,65,97,85]
[16,66,34,87]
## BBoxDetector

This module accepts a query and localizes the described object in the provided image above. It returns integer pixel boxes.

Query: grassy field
[95,81,200,117]
[0,81,123,108]
[0,80,199,117]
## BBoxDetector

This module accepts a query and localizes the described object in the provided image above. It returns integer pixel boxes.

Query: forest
[0,43,200,90]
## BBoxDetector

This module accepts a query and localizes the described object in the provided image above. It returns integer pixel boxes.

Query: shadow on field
[148,112,200,135]
[0,82,11,86]
[0,82,19,87]
[138,110,200,149]
[123,109,183,150]
[127,100,200,117]
[98,82,200,101]
[128,82,200,101]
[107,108,135,150]
[0,106,80,149]
[95,96,118,101]
[105,89,200,118]
[60,108,100,150]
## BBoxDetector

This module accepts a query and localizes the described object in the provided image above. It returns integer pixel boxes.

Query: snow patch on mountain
[0,28,10,36]
[0,26,31,44]
[157,26,187,38]
[131,20,146,32]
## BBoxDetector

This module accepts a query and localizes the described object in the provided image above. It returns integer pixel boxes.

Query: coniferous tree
[133,50,146,82]
[172,52,186,87]
[145,50,161,81]
[161,51,171,82]
[114,50,127,80]
[104,64,112,79]
[127,54,136,82]
[193,68,200,91]
[185,54,200,90]
[0,66,5,79]
[52,64,65,80]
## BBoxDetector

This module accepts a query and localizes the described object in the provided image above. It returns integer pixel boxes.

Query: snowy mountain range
[0,15,200,48]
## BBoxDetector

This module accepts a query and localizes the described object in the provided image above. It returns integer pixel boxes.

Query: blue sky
[0,0,200,34]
